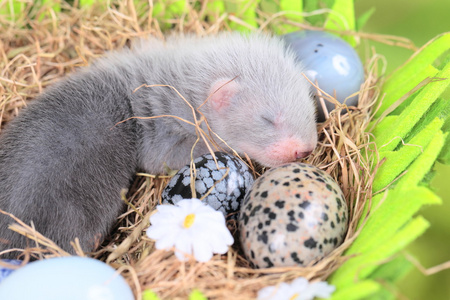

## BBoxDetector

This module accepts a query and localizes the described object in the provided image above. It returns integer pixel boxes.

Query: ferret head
[203,34,318,167]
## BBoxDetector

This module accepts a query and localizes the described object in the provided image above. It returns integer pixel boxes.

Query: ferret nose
[295,150,312,160]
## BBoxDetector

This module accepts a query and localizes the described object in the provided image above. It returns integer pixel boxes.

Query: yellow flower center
[289,294,299,300]
[183,213,196,228]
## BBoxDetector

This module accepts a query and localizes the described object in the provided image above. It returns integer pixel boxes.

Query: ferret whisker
[113,115,196,129]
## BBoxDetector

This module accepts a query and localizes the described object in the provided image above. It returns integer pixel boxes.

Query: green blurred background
[355,0,450,299]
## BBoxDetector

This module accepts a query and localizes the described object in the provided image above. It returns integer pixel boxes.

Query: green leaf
[374,62,450,152]
[0,0,25,21]
[438,96,450,164]
[439,135,450,164]
[79,0,95,6]
[369,254,413,283]
[367,256,413,299]
[405,97,450,142]
[189,289,208,300]
[396,131,447,189]
[38,0,61,21]
[377,33,450,118]
[355,7,375,31]
[377,65,439,118]
[331,216,430,288]
[226,0,259,32]
[328,280,380,300]
[278,0,303,33]
[41,0,61,12]
[152,0,188,30]
[324,0,356,46]
[205,0,225,22]
[142,290,160,300]
[349,186,440,256]
[372,118,444,192]
[303,0,330,26]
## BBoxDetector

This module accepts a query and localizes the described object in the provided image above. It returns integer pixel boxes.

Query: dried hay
[0,1,413,299]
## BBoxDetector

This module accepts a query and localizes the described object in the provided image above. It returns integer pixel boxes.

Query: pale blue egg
[0,256,134,300]
[0,259,23,284]
[283,30,364,121]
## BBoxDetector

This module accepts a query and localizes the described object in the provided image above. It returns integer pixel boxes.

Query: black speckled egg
[238,162,348,268]
[162,152,254,218]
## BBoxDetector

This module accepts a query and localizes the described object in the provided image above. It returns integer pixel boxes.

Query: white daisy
[258,277,335,300]
[146,198,234,262]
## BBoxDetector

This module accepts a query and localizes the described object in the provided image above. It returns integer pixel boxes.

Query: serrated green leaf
[355,7,375,31]
[406,97,450,141]
[369,115,396,136]
[439,136,450,164]
[396,131,447,189]
[382,33,450,96]
[331,216,430,288]
[377,65,439,118]
[373,118,444,192]
[328,280,380,300]
[367,287,396,300]
[374,62,450,152]
[375,33,450,117]
[349,186,439,256]
[369,254,413,283]
[435,49,450,70]
[438,97,450,164]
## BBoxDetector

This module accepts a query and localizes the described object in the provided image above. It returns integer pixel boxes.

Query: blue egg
[0,259,23,284]
[0,256,134,300]
[283,30,364,121]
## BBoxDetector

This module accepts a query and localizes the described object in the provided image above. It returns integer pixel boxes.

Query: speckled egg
[283,30,364,121]
[238,163,348,268]
[162,152,254,218]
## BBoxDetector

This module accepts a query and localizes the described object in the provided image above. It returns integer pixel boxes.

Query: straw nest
[0,1,416,299]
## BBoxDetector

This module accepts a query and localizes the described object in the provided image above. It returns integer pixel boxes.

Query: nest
[0,1,417,299]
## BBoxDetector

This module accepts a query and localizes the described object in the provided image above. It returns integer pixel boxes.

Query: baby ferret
[0,33,317,258]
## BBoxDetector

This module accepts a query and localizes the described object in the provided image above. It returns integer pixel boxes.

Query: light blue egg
[0,256,134,300]
[0,259,23,284]
[283,30,364,121]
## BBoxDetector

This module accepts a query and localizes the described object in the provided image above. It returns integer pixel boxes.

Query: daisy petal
[146,197,234,262]
[192,237,214,262]
[174,232,194,259]
[308,281,336,298]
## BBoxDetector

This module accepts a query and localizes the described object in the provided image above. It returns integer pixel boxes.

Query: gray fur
[0,33,317,258]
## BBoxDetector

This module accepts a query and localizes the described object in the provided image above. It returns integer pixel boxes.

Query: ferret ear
[209,79,239,112]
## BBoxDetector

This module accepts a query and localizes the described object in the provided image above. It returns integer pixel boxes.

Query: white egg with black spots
[283,30,364,121]
[239,163,348,268]
[162,152,254,218]
[0,256,134,300]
